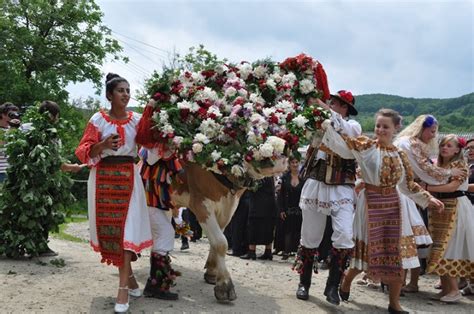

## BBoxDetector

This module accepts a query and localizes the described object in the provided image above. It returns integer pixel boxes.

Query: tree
[0,0,124,105]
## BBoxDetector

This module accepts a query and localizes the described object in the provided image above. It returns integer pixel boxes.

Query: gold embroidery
[411,225,430,236]
[409,137,450,181]
[448,160,469,183]
[399,150,431,198]
[427,198,458,275]
[400,235,417,259]
[380,154,403,187]
[342,134,375,152]
[428,259,474,278]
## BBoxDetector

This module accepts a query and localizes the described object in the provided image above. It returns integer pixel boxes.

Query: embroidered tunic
[299,110,361,215]
[76,110,152,265]
[322,123,432,278]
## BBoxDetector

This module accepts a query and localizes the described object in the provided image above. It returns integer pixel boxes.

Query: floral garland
[148,53,330,177]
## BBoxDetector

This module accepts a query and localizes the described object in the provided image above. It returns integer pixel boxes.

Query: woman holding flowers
[75,73,153,313]
[322,108,444,314]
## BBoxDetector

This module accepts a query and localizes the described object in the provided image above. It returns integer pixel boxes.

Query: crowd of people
[1,72,473,314]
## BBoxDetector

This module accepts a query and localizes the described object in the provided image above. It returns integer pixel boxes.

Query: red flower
[201,70,216,79]
[245,152,254,162]
[179,108,190,120]
[458,137,467,148]
[269,114,279,124]
[233,97,245,106]
[313,108,321,116]
[197,107,207,119]
[286,113,293,122]
[337,90,354,104]
[208,112,217,120]
[153,92,170,102]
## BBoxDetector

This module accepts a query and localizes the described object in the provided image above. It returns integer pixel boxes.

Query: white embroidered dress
[76,111,153,255]
[321,121,432,270]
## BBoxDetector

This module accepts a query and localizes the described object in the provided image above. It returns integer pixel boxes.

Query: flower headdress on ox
[146,51,331,178]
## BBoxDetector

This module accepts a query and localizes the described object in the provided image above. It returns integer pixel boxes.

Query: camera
[7,111,21,128]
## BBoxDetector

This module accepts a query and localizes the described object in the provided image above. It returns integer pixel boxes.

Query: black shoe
[258,251,273,260]
[388,305,409,314]
[339,288,350,301]
[272,249,281,255]
[240,252,256,260]
[144,288,179,300]
[281,253,289,260]
[325,285,340,305]
[296,283,309,300]
[180,243,189,250]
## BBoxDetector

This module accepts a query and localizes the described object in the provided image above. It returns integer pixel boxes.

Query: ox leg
[201,212,237,301]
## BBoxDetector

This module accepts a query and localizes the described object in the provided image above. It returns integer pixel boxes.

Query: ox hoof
[204,272,217,285]
[214,279,237,302]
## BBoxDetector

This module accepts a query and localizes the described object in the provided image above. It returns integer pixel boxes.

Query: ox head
[243,157,288,180]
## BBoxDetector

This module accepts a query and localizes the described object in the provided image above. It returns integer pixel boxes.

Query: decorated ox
[170,159,287,301]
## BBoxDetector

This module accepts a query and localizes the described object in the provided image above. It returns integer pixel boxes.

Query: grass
[51,216,88,243]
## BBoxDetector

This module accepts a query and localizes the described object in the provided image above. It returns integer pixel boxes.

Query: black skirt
[248,217,276,245]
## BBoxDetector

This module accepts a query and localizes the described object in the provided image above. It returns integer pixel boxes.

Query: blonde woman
[394,115,463,292]
[423,135,474,303]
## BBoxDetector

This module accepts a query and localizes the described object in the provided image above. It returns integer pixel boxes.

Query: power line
[112,30,172,54]
[115,37,164,67]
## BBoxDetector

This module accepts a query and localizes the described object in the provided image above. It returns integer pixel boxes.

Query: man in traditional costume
[296,90,361,304]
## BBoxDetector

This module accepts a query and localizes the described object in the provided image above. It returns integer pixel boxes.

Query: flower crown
[422,115,437,128]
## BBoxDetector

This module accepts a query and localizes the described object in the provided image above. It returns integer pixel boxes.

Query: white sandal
[114,286,129,313]
[128,274,142,297]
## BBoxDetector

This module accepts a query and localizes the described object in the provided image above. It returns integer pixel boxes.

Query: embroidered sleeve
[448,160,469,183]
[136,105,156,148]
[410,138,451,183]
[398,150,431,208]
[321,122,374,161]
[75,122,101,165]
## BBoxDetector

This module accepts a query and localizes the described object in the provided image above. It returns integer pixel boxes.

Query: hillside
[354,92,474,132]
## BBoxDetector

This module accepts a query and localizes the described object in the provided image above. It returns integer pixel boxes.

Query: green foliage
[0,0,123,105]
[356,93,474,132]
[0,106,75,258]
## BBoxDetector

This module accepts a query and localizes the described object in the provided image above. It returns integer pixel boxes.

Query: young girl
[424,135,474,303]
[75,73,153,313]
[321,108,443,314]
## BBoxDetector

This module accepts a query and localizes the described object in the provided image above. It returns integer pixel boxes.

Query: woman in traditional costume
[321,108,443,314]
[394,115,464,293]
[422,135,474,303]
[75,73,153,313]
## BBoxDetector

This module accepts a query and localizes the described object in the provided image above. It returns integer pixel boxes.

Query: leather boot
[143,253,181,300]
[324,248,352,305]
[293,246,318,300]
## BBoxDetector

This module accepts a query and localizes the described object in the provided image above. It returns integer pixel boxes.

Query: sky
[66,0,474,107]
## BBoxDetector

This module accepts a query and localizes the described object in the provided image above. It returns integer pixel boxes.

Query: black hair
[39,100,60,117]
[0,102,19,115]
[105,73,129,100]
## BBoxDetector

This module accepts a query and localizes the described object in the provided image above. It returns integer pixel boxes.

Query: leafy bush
[0,106,75,258]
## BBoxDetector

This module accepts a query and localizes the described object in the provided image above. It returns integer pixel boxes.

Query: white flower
[266,79,277,90]
[262,107,276,117]
[299,79,315,94]
[207,106,222,119]
[293,115,309,128]
[275,99,295,114]
[238,88,248,97]
[243,102,254,111]
[194,133,209,144]
[192,143,203,153]
[231,165,245,177]
[177,100,192,110]
[198,118,221,138]
[266,136,286,154]
[163,124,174,134]
[253,65,267,79]
[170,95,178,104]
[247,131,258,145]
[215,64,225,75]
[270,72,282,82]
[282,73,297,85]
[211,150,222,161]
[237,63,253,80]
[192,72,205,84]
[225,86,237,98]
[259,143,274,158]
[159,111,169,123]
[173,136,184,147]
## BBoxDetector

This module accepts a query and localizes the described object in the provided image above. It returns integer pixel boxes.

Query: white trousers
[300,205,355,250]
[148,206,175,256]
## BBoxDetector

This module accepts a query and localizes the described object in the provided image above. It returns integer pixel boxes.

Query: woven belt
[433,190,467,199]
[100,156,134,164]
[365,183,396,196]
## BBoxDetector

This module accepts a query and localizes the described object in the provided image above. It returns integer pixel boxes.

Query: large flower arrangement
[148,53,330,177]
